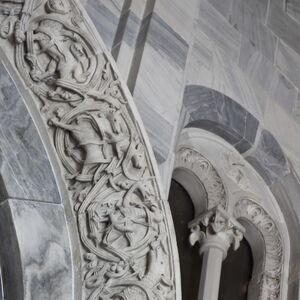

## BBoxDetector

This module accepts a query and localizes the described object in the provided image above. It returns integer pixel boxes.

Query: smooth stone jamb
[0,200,23,300]
[0,62,60,203]
[182,85,259,153]
[0,199,74,300]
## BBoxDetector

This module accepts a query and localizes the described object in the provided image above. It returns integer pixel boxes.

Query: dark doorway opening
[168,179,253,300]
[168,179,202,300]
[219,238,253,300]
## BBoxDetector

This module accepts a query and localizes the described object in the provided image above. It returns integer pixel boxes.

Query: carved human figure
[46,0,70,14]
[49,111,130,178]
[29,20,89,84]
[0,0,176,298]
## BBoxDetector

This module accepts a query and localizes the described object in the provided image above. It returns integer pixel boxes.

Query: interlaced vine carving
[174,147,227,209]
[234,199,283,300]
[0,1,176,299]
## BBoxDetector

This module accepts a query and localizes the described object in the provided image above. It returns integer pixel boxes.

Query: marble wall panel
[276,41,300,89]
[263,96,300,156]
[112,10,142,82]
[238,45,275,93]
[146,12,189,70]
[206,0,233,19]
[270,172,300,291]
[85,0,124,51]
[0,200,23,300]
[287,0,300,23]
[245,130,290,185]
[231,9,276,63]
[134,84,174,164]
[267,1,300,57]
[198,0,242,62]
[131,11,191,162]
[0,199,73,299]
[133,45,184,124]
[183,85,259,153]
[0,62,59,203]
[154,0,197,43]
[269,72,298,115]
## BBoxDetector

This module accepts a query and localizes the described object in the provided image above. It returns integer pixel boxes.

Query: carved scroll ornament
[234,199,283,300]
[0,1,176,299]
[175,148,227,209]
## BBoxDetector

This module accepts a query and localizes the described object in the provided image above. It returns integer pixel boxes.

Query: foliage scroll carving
[174,147,227,209]
[0,1,177,299]
[234,199,283,300]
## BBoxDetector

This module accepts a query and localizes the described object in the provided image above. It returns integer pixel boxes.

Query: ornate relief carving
[174,148,227,209]
[234,199,283,300]
[0,1,176,299]
[189,205,245,258]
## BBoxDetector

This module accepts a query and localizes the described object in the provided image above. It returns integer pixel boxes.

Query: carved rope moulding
[0,1,177,299]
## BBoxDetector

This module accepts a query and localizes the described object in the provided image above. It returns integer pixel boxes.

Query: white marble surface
[0,199,73,300]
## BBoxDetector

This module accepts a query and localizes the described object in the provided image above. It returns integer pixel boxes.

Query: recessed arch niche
[170,127,290,300]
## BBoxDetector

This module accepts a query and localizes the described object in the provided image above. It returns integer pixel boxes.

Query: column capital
[188,205,245,259]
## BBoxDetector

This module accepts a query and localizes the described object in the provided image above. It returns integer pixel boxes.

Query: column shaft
[198,247,223,300]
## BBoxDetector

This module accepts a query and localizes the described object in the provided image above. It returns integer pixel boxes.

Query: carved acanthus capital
[189,205,245,259]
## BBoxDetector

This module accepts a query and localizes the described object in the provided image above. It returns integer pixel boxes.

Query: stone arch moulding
[0,1,180,300]
[234,198,284,300]
[172,128,290,300]
[173,147,228,212]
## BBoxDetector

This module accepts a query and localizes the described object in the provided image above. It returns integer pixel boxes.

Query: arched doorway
[169,127,289,300]
[169,179,253,300]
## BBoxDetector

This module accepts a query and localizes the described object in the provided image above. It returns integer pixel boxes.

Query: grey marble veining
[121,10,142,48]
[269,72,298,115]
[238,44,275,92]
[183,85,259,153]
[270,171,300,288]
[245,130,290,185]
[0,200,23,300]
[0,199,73,299]
[85,0,122,51]
[267,1,300,57]
[146,12,189,70]
[198,0,242,62]
[232,15,276,63]
[287,0,300,23]
[134,94,174,164]
[0,62,60,203]
[275,41,300,89]
[154,0,198,44]
[206,0,233,20]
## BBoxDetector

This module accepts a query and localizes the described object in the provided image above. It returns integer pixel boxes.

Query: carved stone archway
[0,0,180,299]
[173,147,227,213]
[171,128,290,300]
[234,198,284,300]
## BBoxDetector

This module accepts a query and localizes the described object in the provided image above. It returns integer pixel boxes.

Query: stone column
[189,205,245,300]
